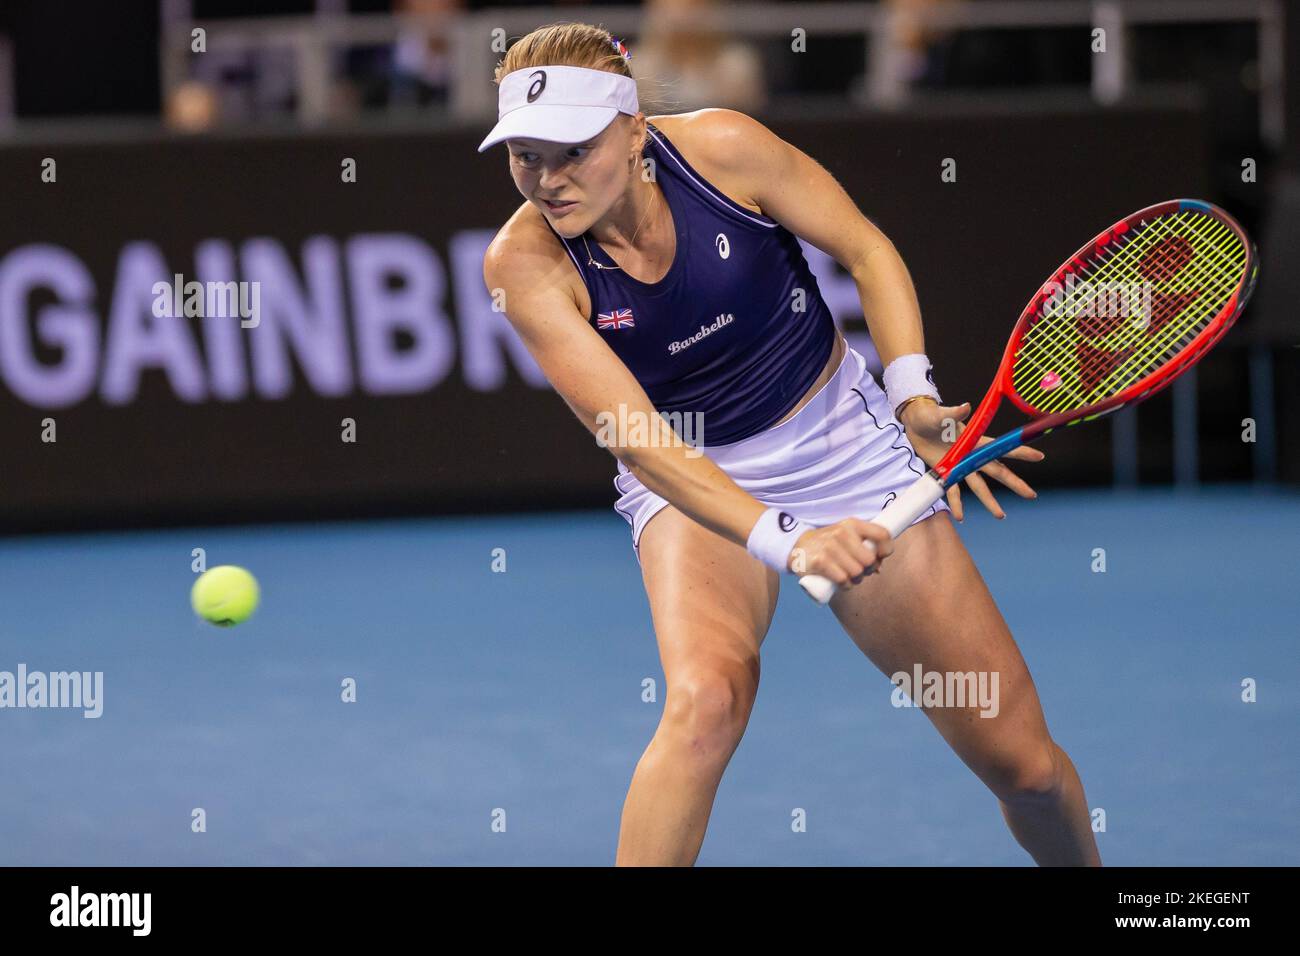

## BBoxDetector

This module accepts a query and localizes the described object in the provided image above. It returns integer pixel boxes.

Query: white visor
[477,64,639,153]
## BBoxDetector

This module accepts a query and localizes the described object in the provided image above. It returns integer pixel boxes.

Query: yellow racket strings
[1012,211,1246,414]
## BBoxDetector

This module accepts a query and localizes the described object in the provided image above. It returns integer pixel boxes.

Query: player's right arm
[482,227,888,583]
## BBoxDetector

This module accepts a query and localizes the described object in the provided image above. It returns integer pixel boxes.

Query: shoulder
[483,201,575,289]
[647,109,786,215]
[483,201,590,321]
[648,109,784,177]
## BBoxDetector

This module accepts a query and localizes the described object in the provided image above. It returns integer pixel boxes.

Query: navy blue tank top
[546,122,836,446]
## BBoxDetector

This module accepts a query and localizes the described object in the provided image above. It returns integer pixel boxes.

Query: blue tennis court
[1,485,1294,866]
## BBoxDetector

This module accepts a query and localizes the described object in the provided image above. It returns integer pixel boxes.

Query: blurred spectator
[886,0,949,85]
[344,0,461,114]
[891,0,1090,89]
[632,0,767,113]
[165,79,221,131]
[389,0,462,108]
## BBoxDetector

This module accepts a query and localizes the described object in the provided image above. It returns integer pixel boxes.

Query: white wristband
[882,353,940,417]
[746,507,810,574]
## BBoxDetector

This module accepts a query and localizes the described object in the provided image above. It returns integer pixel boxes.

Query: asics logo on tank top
[715,233,730,259]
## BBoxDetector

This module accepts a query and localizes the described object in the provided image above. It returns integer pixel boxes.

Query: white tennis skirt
[613,343,950,561]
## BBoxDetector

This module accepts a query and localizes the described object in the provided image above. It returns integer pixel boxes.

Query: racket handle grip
[797,474,946,605]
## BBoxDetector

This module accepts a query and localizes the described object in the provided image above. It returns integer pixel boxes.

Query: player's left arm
[682,108,1040,518]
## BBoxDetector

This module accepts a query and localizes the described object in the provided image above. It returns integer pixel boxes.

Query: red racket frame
[932,199,1258,484]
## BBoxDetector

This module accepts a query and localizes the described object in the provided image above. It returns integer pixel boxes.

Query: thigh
[638,505,779,688]
[829,513,1054,776]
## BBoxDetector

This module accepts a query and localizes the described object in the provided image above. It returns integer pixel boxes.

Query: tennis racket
[799,198,1259,605]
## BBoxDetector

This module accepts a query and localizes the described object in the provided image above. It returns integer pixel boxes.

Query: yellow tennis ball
[191,565,260,627]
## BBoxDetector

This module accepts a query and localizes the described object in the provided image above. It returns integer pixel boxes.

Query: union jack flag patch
[597,308,635,331]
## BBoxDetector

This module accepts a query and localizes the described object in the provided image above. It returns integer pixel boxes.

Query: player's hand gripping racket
[799,199,1259,604]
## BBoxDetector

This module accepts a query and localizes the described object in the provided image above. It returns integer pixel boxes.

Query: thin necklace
[582,183,660,271]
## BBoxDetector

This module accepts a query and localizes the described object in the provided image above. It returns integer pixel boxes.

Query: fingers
[1002,445,1046,462]
[846,518,894,557]
[810,520,896,590]
[980,459,1038,500]
[964,471,1005,519]
[950,462,1041,522]
[946,401,972,422]
[972,435,1044,462]
[959,436,1043,507]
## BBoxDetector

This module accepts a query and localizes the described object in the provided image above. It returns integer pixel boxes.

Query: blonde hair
[493,22,632,84]
[492,21,674,114]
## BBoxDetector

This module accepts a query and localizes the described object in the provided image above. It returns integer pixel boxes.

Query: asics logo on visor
[527,71,547,103]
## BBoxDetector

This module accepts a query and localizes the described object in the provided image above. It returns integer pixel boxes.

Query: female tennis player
[480,23,1101,866]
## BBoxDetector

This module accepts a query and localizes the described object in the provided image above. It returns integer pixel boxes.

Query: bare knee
[983,740,1064,805]
[659,663,758,761]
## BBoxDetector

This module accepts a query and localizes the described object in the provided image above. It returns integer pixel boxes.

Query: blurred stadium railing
[0,35,12,130]
[147,1,1284,144]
